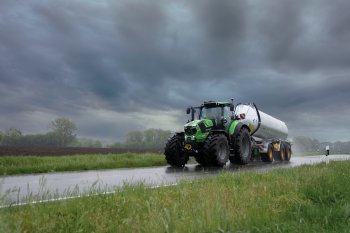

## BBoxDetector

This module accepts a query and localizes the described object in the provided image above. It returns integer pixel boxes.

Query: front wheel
[164,134,189,167]
[194,153,208,166]
[202,134,229,167]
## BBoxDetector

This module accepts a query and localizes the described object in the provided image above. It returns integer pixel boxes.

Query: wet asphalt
[1,154,350,206]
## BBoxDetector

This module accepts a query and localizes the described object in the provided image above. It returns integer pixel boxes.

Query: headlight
[185,127,197,135]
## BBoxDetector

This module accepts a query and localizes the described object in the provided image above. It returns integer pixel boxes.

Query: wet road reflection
[1,155,349,205]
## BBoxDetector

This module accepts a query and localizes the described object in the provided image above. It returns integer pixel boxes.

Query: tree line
[0,117,102,147]
[0,117,172,149]
[1,118,349,152]
[109,129,172,149]
[0,118,77,147]
[293,136,350,153]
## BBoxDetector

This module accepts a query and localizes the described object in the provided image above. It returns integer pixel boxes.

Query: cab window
[223,106,230,119]
[200,107,221,120]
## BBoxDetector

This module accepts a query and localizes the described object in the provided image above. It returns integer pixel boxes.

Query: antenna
[230,98,235,118]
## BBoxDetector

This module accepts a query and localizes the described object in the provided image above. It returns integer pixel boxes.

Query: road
[1,155,350,206]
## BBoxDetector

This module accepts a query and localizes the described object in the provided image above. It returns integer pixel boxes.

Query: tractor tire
[194,153,208,166]
[275,143,285,161]
[202,134,229,167]
[261,143,274,162]
[230,127,252,164]
[229,154,241,164]
[164,134,189,167]
[284,144,292,161]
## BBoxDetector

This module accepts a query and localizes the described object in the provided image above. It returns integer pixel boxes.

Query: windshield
[200,107,222,120]
[200,106,231,121]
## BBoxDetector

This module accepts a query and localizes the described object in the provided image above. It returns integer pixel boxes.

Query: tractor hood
[184,118,215,143]
[184,119,201,128]
[184,119,214,129]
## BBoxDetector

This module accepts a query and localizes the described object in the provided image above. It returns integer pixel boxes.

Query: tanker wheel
[275,143,285,161]
[164,134,189,167]
[261,143,274,162]
[284,144,292,161]
[230,127,252,165]
[202,134,229,167]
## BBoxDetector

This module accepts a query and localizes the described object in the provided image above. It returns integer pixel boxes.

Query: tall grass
[0,153,167,175]
[1,160,349,232]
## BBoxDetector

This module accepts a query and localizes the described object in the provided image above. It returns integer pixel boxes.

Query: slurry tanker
[164,100,291,167]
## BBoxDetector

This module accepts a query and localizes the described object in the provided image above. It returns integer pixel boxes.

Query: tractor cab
[199,101,233,128]
[183,101,235,145]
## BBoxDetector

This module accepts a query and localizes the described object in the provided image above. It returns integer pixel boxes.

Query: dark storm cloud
[1,0,350,141]
[252,0,350,71]
[185,0,247,65]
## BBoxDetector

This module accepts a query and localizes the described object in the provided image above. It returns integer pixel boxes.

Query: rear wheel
[284,144,292,161]
[261,143,274,162]
[164,134,189,167]
[202,134,229,167]
[275,143,285,161]
[230,127,251,164]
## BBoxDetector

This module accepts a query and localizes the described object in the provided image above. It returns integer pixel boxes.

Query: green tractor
[164,100,253,167]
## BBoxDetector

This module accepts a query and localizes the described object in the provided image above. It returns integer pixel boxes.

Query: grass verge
[1,160,350,232]
[0,153,167,175]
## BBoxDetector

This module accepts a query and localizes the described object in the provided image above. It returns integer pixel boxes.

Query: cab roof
[202,101,231,107]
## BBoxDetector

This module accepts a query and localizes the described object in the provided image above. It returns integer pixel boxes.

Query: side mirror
[186,107,191,114]
[230,104,234,111]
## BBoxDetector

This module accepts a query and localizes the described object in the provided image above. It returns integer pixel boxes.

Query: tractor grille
[185,127,197,136]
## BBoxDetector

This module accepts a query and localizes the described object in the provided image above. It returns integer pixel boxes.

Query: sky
[1,0,350,143]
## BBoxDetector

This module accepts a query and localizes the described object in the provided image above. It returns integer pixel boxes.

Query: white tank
[235,104,288,140]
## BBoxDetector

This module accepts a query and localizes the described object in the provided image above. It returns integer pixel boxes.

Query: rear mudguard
[228,121,250,145]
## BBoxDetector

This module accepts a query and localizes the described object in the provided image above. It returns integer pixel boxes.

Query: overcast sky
[1,0,350,143]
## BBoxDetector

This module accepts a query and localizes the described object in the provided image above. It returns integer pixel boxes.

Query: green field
[0,153,167,175]
[0,152,348,176]
[292,152,349,156]
[1,160,349,232]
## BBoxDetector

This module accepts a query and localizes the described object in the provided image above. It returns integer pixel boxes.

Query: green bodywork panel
[185,119,213,128]
[229,119,254,135]
[185,118,254,144]
[228,120,240,135]
[184,119,213,143]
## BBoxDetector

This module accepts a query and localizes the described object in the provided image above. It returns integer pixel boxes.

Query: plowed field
[0,146,161,156]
